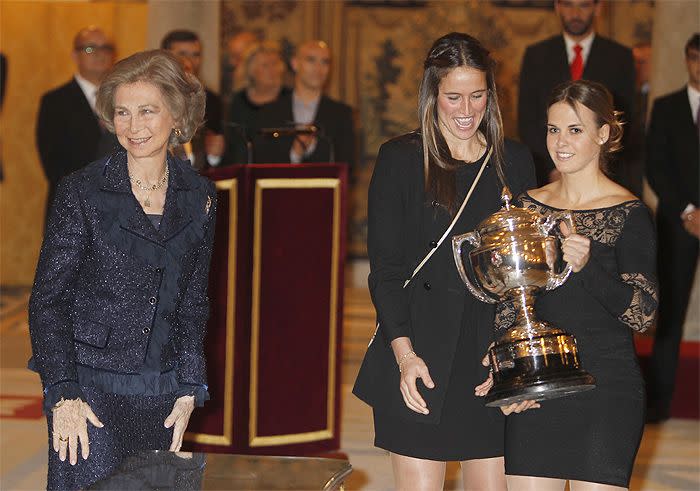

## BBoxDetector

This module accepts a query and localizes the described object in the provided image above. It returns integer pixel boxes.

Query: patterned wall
[227,0,654,256]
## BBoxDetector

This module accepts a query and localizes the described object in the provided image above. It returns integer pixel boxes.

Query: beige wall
[0,1,147,285]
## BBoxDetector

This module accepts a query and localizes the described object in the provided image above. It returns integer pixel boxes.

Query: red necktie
[570,44,584,81]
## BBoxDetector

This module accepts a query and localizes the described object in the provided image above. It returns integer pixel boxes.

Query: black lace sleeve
[577,203,659,332]
[614,206,659,332]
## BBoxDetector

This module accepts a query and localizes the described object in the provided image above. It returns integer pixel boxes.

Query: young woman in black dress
[353,33,536,489]
[503,80,658,490]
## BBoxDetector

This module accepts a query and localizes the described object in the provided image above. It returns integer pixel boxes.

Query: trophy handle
[537,211,576,291]
[452,232,498,304]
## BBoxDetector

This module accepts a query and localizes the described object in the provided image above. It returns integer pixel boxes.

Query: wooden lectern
[184,163,347,457]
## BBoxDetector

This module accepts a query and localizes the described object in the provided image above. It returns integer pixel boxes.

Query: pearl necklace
[129,165,169,208]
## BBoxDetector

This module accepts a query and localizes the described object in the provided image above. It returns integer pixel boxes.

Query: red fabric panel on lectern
[255,187,335,437]
[187,187,231,437]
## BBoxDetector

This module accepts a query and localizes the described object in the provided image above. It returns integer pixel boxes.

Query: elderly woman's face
[436,66,488,147]
[113,81,175,162]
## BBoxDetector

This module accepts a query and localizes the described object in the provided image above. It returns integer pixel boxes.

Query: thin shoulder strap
[403,147,492,288]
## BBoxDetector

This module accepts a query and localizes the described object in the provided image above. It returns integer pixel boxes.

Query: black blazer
[251,92,355,171]
[646,87,699,220]
[28,152,216,410]
[352,134,536,423]
[36,78,117,208]
[518,35,636,184]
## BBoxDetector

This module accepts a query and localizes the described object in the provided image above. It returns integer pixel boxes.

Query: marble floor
[1,286,699,490]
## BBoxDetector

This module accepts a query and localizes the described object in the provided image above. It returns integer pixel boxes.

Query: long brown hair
[418,32,505,215]
[547,80,623,174]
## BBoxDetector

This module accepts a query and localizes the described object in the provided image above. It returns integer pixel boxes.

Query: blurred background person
[252,40,355,173]
[225,31,258,95]
[161,29,224,169]
[646,33,700,423]
[29,50,215,489]
[224,41,289,164]
[36,26,116,215]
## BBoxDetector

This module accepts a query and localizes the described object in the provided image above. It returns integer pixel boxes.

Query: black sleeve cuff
[176,383,210,407]
[43,380,85,414]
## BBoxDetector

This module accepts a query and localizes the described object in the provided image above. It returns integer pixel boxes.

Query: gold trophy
[452,190,595,407]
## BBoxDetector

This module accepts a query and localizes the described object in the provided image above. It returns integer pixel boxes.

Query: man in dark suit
[36,27,116,212]
[161,30,224,170]
[646,33,700,422]
[518,0,636,188]
[252,40,355,172]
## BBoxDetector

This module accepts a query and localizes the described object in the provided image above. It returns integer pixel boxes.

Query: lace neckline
[523,192,640,213]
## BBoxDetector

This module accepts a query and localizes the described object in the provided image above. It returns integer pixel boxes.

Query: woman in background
[225,41,289,163]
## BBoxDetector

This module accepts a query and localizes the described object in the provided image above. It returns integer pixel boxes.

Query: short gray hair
[96,49,205,145]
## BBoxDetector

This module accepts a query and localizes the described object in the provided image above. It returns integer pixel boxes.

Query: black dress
[362,137,537,461]
[504,194,659,487]
[374,154,506,460]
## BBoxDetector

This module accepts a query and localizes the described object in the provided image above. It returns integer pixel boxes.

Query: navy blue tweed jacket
[28,151,216,411]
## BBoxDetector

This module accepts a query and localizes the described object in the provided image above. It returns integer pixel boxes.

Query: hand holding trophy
[453,188,595,407]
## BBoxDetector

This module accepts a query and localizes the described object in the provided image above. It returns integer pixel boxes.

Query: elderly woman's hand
[52,398,104,465]
[164,395,195,451]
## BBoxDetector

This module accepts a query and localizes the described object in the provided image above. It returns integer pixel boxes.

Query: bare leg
[570,481,627,491]
[460,456,507,491]
[506,475,566,491]
[390,452,446,491]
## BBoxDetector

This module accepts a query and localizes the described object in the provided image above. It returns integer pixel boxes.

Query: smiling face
[546,101,609,175]
[435,66,488,148]
[113,81,176,163]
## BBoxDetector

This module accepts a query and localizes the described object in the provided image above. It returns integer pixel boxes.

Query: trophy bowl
[452,190,595,407]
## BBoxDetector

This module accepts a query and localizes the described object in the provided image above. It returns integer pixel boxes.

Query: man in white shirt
[36,27,115,213]
[646,33,700,422]
[518,0,636,187]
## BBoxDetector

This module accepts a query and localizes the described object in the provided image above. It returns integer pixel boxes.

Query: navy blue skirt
[46,386,176,491]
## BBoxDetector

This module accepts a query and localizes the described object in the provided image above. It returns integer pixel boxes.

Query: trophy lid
[476,206,540,237]
[474,188,541,237]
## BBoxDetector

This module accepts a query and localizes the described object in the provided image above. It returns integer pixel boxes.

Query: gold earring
[174,128,183,138]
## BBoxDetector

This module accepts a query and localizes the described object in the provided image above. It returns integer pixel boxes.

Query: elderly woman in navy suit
[28,49,216,490]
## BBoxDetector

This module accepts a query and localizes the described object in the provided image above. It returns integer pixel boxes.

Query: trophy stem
[506,287,542,338]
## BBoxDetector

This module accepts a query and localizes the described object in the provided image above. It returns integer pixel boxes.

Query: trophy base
[484,333,596,407]
[484,370,596,407]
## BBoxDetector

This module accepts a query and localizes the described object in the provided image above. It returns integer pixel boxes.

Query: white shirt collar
[74,73,98,112]
[563,32,595,65]
[688,84,700,123]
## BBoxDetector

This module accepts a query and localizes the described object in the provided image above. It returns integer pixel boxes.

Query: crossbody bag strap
[402,147,492,288]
